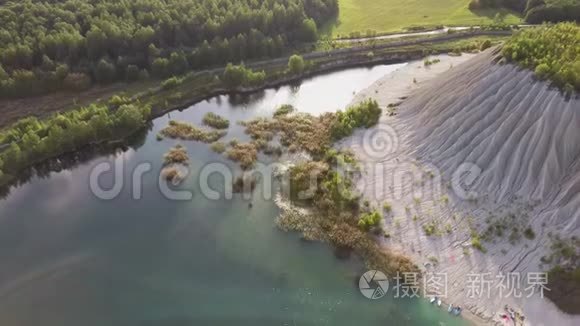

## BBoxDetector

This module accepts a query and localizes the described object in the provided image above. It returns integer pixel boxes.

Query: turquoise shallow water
[0,64,467,326]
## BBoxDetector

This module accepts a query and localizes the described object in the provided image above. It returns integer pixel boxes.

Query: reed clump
[161,120,226,143]
[202,112,230,129]
[226,142,258,170]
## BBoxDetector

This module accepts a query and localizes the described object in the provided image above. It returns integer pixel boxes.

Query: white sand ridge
[344,48,580,325]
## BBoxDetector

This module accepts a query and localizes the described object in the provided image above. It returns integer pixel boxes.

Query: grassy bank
[325,0,521,37]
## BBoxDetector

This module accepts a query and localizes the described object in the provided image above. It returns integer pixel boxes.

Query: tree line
[0,99,151,184]
[469,0,580,23]
[0,0,338,98]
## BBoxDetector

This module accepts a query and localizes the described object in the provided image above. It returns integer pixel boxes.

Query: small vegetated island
[156,97,418,275]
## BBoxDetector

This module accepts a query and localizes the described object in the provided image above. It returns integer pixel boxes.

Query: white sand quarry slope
[346,49,580,325]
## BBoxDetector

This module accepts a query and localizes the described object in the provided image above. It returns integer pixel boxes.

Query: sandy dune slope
[345,49,580,325]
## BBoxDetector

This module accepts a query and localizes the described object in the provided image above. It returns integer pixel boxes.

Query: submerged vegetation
[273,104,296,117]
[210,142,227,154]
[232,174,258,193]
[502,23,580,92]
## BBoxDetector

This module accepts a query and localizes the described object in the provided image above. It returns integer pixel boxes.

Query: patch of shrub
[163,144,189,166]
[288,54,305,74]
[358,210,382,230]
[423,58,441,66]
[423,221,439,236]
[524,226,536,240]
[226,142,258,170]
[471,231,487,253]
[383,202,392,213]
[480,39,492,51]
[161,76,183,90]
[502,23,579,92]
[273,104,295,117]
[161,120,226,143]
[222,63,266,89]
[202,112,230,129]
[210,142,226,153]
[330,99,381,140]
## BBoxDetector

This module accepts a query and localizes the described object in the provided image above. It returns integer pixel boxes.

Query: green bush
[423,221,438,236]
[273,104,295,117]
[288,54,306,74]
[210,142,226,153]
[161,76,183,90]
[480,39,492,51]
[222,63,266,89]
[358,210,382,230]
[331,99,382,140]
[502,23,579,91]
[524,226,536,239]
[202,112,230,129]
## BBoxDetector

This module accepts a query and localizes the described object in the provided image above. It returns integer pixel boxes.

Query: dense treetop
[502,22,579,92]
[0,0,337,97]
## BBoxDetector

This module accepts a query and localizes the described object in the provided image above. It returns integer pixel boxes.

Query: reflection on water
[0,64,467,326]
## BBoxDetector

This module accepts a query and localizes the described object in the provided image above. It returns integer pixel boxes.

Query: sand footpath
[343,50,580,325]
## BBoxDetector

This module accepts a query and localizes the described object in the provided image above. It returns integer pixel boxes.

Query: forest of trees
[469,0,580,24]
[502,22,579,92]
[0,0,338,98]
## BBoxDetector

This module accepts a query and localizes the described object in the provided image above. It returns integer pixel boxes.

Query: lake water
[0,63,467,326]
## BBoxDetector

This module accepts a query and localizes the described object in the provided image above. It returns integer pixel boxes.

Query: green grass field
[327,0,522,37]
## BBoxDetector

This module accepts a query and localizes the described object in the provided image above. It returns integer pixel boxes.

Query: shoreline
[343,51,494,325]
[348,52,488,326]
[0,33,504,193]
[0,29,511,131]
